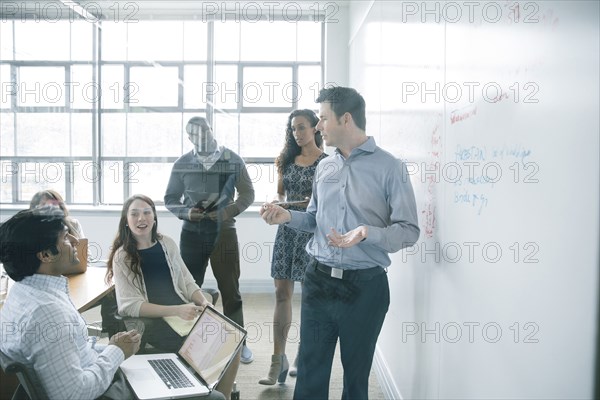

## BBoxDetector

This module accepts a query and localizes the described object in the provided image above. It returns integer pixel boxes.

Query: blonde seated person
[105,194,239,400]
[30,189,85,238]
[29,189,87,274]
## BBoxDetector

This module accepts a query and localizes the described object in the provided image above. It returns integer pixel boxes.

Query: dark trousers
[136,317,186,353]
[98,369,225,400]
[180,227,244,329]
[293,262,390,400]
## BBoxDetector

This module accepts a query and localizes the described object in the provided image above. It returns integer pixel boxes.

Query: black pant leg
[180,229,216,286]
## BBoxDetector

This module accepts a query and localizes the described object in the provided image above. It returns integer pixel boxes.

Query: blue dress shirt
[287,136,420,269]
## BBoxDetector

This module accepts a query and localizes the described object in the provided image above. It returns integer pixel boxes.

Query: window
[0,13,323,206]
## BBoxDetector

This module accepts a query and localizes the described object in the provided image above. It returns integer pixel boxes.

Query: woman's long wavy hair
[275,109,323,176]
[105,194,161,288]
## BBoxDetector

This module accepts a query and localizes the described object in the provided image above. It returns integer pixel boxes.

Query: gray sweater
[164,148,255,232]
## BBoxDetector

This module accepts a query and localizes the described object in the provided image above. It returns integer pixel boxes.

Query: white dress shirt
[0,274,124,399]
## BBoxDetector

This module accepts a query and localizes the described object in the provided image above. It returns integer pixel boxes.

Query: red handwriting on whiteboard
[450,106,477,125]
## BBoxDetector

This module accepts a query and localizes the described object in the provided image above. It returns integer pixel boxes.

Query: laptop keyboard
[148,359,194,389]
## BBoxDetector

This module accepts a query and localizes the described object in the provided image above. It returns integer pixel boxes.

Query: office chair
[0,350,47,400]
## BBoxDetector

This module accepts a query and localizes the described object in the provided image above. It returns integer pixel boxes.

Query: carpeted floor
[84,291,385,399]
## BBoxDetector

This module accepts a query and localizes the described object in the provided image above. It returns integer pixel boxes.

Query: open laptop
[120,306,246,399]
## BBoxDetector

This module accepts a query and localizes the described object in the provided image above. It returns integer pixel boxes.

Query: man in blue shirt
[260,87,420,399]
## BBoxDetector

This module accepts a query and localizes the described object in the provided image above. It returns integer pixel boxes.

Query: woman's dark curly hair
[275,109,323,176]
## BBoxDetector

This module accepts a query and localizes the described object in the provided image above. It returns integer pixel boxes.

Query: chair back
[0,349,47,400]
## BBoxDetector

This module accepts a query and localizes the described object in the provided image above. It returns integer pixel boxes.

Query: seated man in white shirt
[0,207,141,400]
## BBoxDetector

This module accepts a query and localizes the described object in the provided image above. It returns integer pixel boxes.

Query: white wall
[348,1,599,399]
[0,206,279,292]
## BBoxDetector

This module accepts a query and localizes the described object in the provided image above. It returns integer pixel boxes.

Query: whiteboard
[349,1,599,398]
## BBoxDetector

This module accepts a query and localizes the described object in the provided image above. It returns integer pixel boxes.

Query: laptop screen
[178,306,246,388]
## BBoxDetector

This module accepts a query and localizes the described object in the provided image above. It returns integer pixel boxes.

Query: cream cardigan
[112,235,201,317]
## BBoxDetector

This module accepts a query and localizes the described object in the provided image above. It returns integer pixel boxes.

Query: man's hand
[326,226,368,248]
[188,208,205,222]
[260,203,291,225]
[109,330,141,359]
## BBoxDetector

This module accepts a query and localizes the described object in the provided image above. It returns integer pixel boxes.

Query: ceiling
[0,0,350,21]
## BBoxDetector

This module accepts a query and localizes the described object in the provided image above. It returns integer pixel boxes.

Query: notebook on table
[120,306,246,399]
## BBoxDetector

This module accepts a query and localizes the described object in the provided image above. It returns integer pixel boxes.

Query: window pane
[17,66,65,107]
[101,65,124,109]
[71,113,92,156]
[181,112,198,152]
[298,65,321,109]
[70,65,94,109]
[19,162,66,202]
[214,22,239,61]
[127,21,183,61]
[0,21,13,61]
[102,161,124,204]
[297,21,321,61]
[183,22,208,61]
[239,113,286,158]
[246,163,278,204]
[214,112,239,154]
[214,65,239,109]
[101,113,126,156]
[243,67,293,108]
[101,22,127,61]
[184,65,208,109]
[130,163,173,204]
[14,21,70,61]
[71,21,93,61]
[72,159,94,204]
[130,66,179,107]
[0,161,13,202]
[0,112,14,156]
[126,113,182,157]
[16,113,69,156]
[240,21,295,62]
[0,64,12,109]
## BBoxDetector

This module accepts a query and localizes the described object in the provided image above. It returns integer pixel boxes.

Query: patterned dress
[271,153,327,281]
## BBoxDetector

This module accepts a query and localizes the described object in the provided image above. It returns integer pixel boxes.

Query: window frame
[0,16,324,205]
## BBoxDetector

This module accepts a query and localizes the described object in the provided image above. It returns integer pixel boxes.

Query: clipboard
[267,200,310,209]
[186,191,227,212]
[194,194,228,213]
[277,200,309,207]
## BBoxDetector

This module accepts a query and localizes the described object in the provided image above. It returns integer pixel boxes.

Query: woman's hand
[175,304,204,320]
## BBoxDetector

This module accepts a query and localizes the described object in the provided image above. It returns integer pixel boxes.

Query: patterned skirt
[271,224,313,282]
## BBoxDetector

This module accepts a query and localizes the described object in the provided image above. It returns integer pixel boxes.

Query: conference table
[0,264,114,400]
[0,263,114,313]
[65,263,114,312]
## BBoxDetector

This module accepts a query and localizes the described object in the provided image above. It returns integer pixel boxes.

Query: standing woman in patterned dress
[259,109,326,385]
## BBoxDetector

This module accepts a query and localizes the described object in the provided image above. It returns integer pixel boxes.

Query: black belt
[313,259,385,281]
